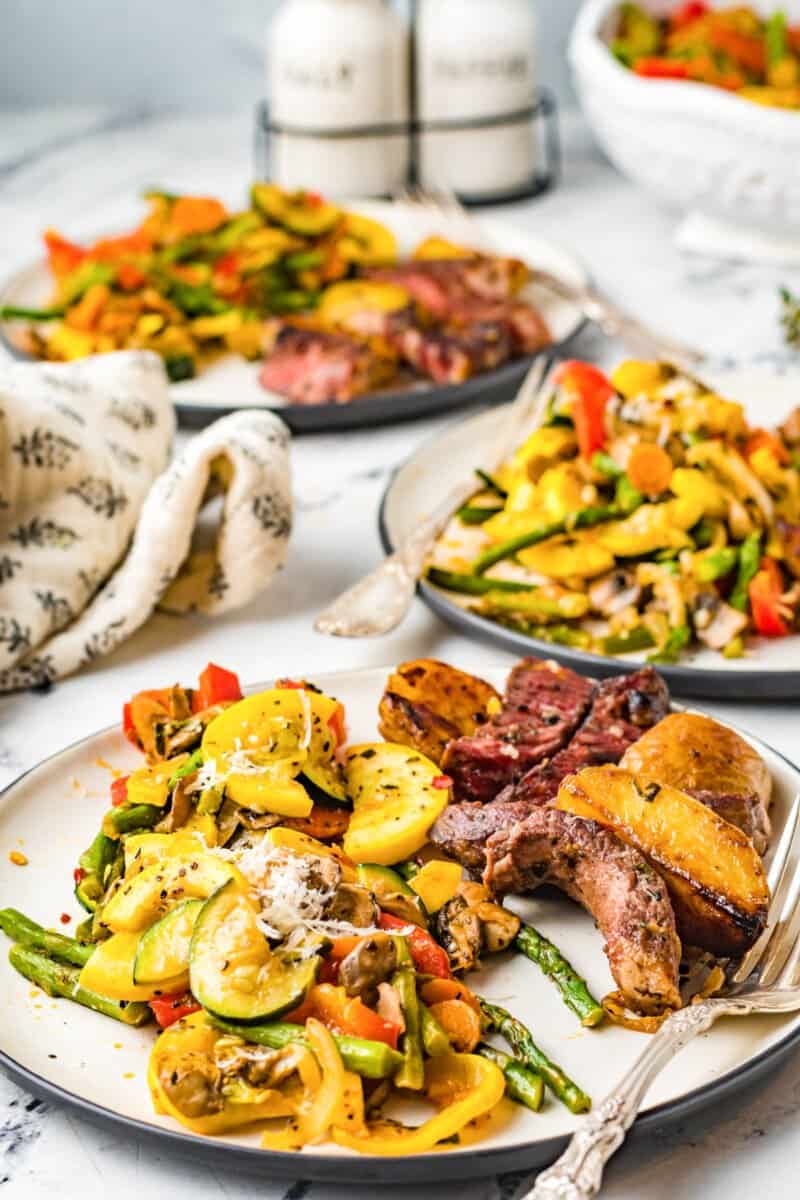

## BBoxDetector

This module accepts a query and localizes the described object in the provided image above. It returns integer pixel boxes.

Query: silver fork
[399,184,707,370]
[523,793,800,1200]
[314,356,552,637]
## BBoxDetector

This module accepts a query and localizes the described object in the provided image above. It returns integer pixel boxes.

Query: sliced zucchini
[343,744,451,866]
[337,213,398,265]
[189,880,320,1022]
[134,898,203,985]
[357,863,428,927]
[201,688,312,815]
[102,853,245,933]
[79,931,186,1001]
[251,183,340,237]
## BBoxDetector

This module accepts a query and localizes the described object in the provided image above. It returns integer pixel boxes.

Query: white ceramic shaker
[416,0,539,199]
[268,0,410,197]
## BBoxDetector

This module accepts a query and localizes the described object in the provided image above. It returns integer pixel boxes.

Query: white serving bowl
[569,0,800,234]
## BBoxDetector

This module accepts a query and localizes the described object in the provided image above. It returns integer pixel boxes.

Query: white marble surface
[1,106,800,1200]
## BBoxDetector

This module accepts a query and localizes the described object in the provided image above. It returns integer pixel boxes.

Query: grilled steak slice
[394,321,512,384]
[259,325,393,405]
[430,798,540,873]
[442,658,596,804]
[498,666,671,809]
[365,259,552,356]
[484,807,682,1013]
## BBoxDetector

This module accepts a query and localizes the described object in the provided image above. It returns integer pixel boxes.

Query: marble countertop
[1,106,799,1200]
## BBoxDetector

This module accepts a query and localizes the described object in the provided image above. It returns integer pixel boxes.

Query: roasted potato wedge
[378,659,500,766]
[557,765,769,956]
[621,712,772,854]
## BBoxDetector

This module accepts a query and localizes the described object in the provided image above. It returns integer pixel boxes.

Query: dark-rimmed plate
[1,666,799,1181]
[379,379,800,701]
[0,202,587,433]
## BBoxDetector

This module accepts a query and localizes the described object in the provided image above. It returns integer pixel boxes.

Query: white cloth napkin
[0,351,292,692]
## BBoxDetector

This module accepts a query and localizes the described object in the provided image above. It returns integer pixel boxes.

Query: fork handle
[522,1004,718,1200]
[574,285,707,370]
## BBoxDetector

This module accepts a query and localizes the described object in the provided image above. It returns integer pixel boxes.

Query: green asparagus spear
[476,1042,544,1112]
[9,944,151,1026]
[515,923,604,1028]
[393,965,424,1089]
[426,568,539,596]
[478,998,591,1114]
[695,546,738,583]
[475,469,508,498]
[456,504,504,525]
[730,531,762,611]
[420,1002,451,1056]
[75,830,118,912]
[0,304,66,321]
[0,909,94,967]
[103,803,162,837]
[168,749,203,788]
[601,627,656,656]
[473,503,628,575]
[209,1018,402,1079]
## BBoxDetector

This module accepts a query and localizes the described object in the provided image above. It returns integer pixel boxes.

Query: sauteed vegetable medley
[0,185,399,382]
[427,359,800,661]
[1,663,604,1153]
[614,3,800,108]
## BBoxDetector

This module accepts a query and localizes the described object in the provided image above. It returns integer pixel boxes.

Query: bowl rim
[569,0,800,138]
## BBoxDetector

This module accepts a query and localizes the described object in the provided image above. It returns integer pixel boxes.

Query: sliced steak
[498,666,671,809]
[394,320,512,384]
[430,798,540,873]
[259,325,392,405]
[364,259,551,356]
[484,806,682,1013]
[442,659,596,804]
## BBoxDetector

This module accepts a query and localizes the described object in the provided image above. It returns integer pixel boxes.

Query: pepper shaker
[416,0,539,199]
[268,0,410,197]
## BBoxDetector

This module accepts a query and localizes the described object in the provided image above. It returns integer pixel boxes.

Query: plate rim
[1,668,800,1180]
[0,207,589,434]
[377,407,800,700]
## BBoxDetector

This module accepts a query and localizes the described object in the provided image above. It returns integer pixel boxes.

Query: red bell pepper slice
[633,57,691,80]
[192,663,242,713]
[670,1,709,29]
[554,360,614,459]
[149,991,202,1028]
[749,558,791,638]
[378,912,451,978]
[110,775,130,807]
[43,229,87,277]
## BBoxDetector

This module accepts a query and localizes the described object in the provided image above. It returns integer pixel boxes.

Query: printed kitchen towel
[0,351,292,691]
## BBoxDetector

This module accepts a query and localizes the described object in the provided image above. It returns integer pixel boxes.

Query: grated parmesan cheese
[213,836,410,942]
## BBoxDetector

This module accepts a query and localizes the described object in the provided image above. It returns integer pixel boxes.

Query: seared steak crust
[496,667,671,809]
[484,807,682,1013]
[442,659,595,804]
[430,798,539,873]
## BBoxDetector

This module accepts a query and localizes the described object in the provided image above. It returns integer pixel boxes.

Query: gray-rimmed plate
[0,202,587,433]
[1,665,800,1182]
[379,372,800,701]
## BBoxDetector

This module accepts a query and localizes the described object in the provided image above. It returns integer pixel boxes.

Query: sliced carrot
[285,805,350,842]
[66,283,110,332]
[427,999,481,1053]
[626,442,674,496]
[170,196,228,236]
[420,978,480,1013]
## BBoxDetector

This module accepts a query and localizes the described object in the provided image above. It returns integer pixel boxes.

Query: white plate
[0,666,799,1182]
[380,371,800,700]
[0,201,586,432]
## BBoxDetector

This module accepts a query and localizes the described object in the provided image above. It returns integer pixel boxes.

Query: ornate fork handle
[524,996,777,1200]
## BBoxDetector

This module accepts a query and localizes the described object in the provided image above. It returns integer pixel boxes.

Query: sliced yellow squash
[343,743,451,865]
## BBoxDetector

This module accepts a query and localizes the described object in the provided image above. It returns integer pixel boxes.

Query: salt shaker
[268,0,410,197]
[416,0,539,199]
